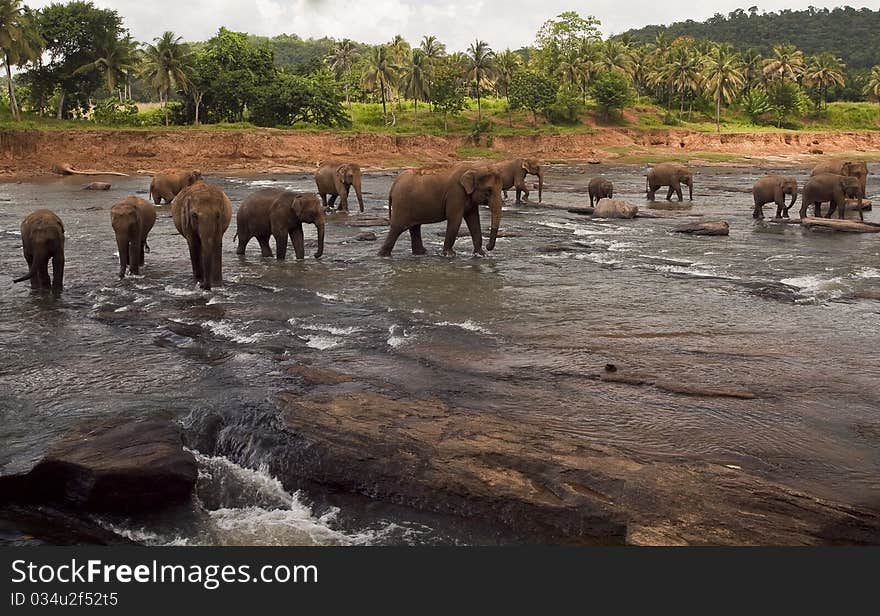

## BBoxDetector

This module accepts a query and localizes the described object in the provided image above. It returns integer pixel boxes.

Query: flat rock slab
[648,202,693,211]
[593,199,638,219]
[801,217,880,233]
[0,418,196,513]
[434,229,523,238]
[354,232,377,241]
[674,221,730,236]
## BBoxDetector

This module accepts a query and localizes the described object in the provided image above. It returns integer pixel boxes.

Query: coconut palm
[75,34,139,101]
[1,0,44,121]
[664,46,702,115]
[702,45,745,132]
[741,48,764,92]
[401,49,432,121]
[140,31,193,126]
[865,65,880,103]
[362,45,398,124]
[598,40,633,77]
[804,52,845,110]
[763,43,805,82]
[419,35,446,61]
[493,48,521,101]
[327,39,359,109]
[465,39,495,120]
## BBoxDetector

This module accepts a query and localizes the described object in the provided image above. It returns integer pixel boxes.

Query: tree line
[3,2,880,131]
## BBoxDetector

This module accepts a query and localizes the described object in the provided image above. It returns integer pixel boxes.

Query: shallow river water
[1,163,879,544]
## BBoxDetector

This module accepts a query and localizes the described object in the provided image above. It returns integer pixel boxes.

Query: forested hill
[619,6,880,70]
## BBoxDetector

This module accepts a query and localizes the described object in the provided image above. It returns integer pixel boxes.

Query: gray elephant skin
[111,196,156,278]
[13,209,65,292]
[150,169,203,205]
[490,158,543,203]
[800,173,863,220]
[588,177,613,206]
[171,181,232,290]
[646,163,693,202]
[752,175,798,219]
[315,161,364,212]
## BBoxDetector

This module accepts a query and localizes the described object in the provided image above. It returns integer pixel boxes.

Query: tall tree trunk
[379,77,387,121]
[716,94,721,133]
[476,69,482,121]
[56,92,65,120]
[163,91,169,126]
[5,56,21,121]
[194,91,203,126]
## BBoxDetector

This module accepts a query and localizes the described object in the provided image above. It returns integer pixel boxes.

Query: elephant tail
[12,261,37,284]
[387,191,392,216]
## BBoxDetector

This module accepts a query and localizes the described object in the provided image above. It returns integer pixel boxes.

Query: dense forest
[2,1,880,133]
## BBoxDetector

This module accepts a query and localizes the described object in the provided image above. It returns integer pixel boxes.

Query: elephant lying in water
[378,164,503,257]
[13,209,65,292]
[111,197,156,278]
[646,163,693,202]
[236,188,325,260]
[171,181,232,290]
[800,173,863,220]
[314,161,364,212]
[752,175,798,219]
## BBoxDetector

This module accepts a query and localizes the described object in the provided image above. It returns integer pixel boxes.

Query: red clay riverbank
[2,127,880,178]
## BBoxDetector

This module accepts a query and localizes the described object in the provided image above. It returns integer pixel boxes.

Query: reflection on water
[1,164,879,543]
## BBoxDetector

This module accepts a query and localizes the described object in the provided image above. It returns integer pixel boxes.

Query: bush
[545,90,585,125]
[131,102,186,127]
[467,118,493,145]
[590,72,633,120]
[92,99,138,126]
[509,71,558,123]
[739,88,773,124]
[250,73,350,128]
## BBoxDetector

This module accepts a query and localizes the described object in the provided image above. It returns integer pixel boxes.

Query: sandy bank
[3,128,880,179]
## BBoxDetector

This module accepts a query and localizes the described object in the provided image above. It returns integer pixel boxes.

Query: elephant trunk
[537,169,544,203]
[486,190,502,251]
[314,219,325,259]
[201,237,216,291]
[688,179,693,201]
[12,260,37,284]
[788,191,798,211]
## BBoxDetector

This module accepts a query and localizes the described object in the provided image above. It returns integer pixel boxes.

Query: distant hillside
[619,6,880,70]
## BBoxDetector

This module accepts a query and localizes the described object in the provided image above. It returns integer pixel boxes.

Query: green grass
[455,146,506,160]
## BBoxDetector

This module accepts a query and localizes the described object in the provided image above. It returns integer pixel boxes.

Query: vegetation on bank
[2,1,880,136]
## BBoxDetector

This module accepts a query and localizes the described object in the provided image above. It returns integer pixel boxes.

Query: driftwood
[801,217,880,233]
[673,220,730,236]
[567,207,595,216]
[52,163,128,177]
[648,202,692,211]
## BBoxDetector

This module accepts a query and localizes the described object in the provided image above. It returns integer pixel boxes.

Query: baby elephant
[588,177,613,206]
[314,161,364,212]
[236,188,325,260]
[800,173,863,220]
[13,209,65,292]
[111,197,157,278]
[150,169,202,205]
[752,175,798,219]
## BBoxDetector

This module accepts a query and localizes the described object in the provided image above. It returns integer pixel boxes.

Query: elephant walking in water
[800,173,863,220]
[13,209,65,292]
[646,163,693,202]
[236,188,325,260]
[490,158,543,203]
[752,176,798,219]
[111,197,156,278]
[171,182,232,290]
[314,161,364,212]
[588,177,613,206]
[811,160,868,201]
[150,169,203,205]
[378,164,503,257]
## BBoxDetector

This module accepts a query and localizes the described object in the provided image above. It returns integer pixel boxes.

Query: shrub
[509,71,558,123]
[250,73,350,128]
[590,72,633,120]
[92,99,139,126]
[545,90,585,125]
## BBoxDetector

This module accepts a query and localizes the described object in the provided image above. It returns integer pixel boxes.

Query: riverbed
[1,164,878,544]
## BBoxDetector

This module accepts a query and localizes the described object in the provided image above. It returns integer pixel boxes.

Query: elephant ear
[459,169,478,195]
[336,164,347,179]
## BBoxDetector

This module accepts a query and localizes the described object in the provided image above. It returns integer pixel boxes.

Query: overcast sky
[27,1,880,51]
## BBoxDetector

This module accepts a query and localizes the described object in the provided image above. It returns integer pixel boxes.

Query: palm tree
[465,39,495,120]
[1,0,43,121]
[599,40,634,77]
[362,45,398,124]
[865,65,880,103]
[763,43,805,82]
[741,48,763,92]
[401,49,432,121]
[327,39,359,109]
[75,34,139,101]
[664,46,702,115]
[804,52,845,110]
[702,45,745,132]
[140,31,193,126]
[419,35,446,61]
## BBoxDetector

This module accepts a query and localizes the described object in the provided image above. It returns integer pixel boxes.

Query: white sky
[26,1,880,51]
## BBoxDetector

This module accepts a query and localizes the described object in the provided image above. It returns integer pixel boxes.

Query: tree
[419,35,445,61]
[428,62,465,131]
[866,65,880,102]
[74,33,137,100]
[508,70,557,124]
[465,39,495,120]
[804,52,845,110]
[493,48,522,102]
[534,11,601,72]
[250,71,349,128]
[664,45,702,115]
[590,71,633,120]
[702,44,745,132]
[763,43,804,82]
[598,40,634,77]
[140,31,192,125]
[1,0,43,120]
[766,79,806,127]
[362,45,397,124]
[741,47,763,91]
[401,49,431,121]
[326,39,358,109]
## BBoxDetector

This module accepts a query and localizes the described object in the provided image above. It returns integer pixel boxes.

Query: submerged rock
[674,220,730,236]
[355,232,377,241]
[593,199,638,219]
[83,182,112,191]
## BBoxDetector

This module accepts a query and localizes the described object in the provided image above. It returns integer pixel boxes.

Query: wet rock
[537,243,578,253]
[0,504,137,546]
[587,159,601,165]
[355,232,377,241]
[673,221,730,236]
[0,418,196,513]
[83,182,111,191]
[286,362,354,386]
[593,199,638,219]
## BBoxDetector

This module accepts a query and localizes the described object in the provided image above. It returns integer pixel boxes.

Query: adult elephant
[314,161,364,212]
[150,169,203,205]
[588,177,613,206]
[12,209,65,292]
[236,188,325,260]
[751,175,798,219]
[646,163,693,202]
[800,173,863,220]
[110,196,157,278]
[811,160,868,200]
[378,164,502,257]
[490,158,543,203]
[171,181,232,290]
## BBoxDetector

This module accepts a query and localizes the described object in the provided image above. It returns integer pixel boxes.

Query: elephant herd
[8,156,871,294]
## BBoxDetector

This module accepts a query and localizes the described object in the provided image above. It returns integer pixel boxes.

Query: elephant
[800,173,863,220]
[646,163,693,202]
[751,175,798,219]
[171,181,232,290]
[150,169,203,205]
[235,188,325,260]
[378,164,503,257]
[314,161,364,212]
[811,160,868,200]
[490,158,543,203]
[12,209,65,292]
[588,177,613,206]
[110,196,156,278]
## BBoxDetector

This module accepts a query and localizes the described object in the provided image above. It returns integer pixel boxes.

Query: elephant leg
[320,193,328,209]
[518,181,530,202]
[328,194,338,208]
[354,183,365,213]
[647,185,657,202]
[38,259,51,290]
[378,225,406,257]
[257,235,273,258]
[502,189,509,201]
[409,225,427,255]
[212,241,223,287]
[291,224,305,260]
[274,232,288,260]
[187,237,203,282]
[23,253,37,290]
[753,203,764,219]
[464,208,484,256]
[116,235,129,278]
[339,186,349,211]
[814,202,823,218]
[236,232,250,255]
[52,251,64,292]
[442,212,464,257]
[674,183,683,202]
